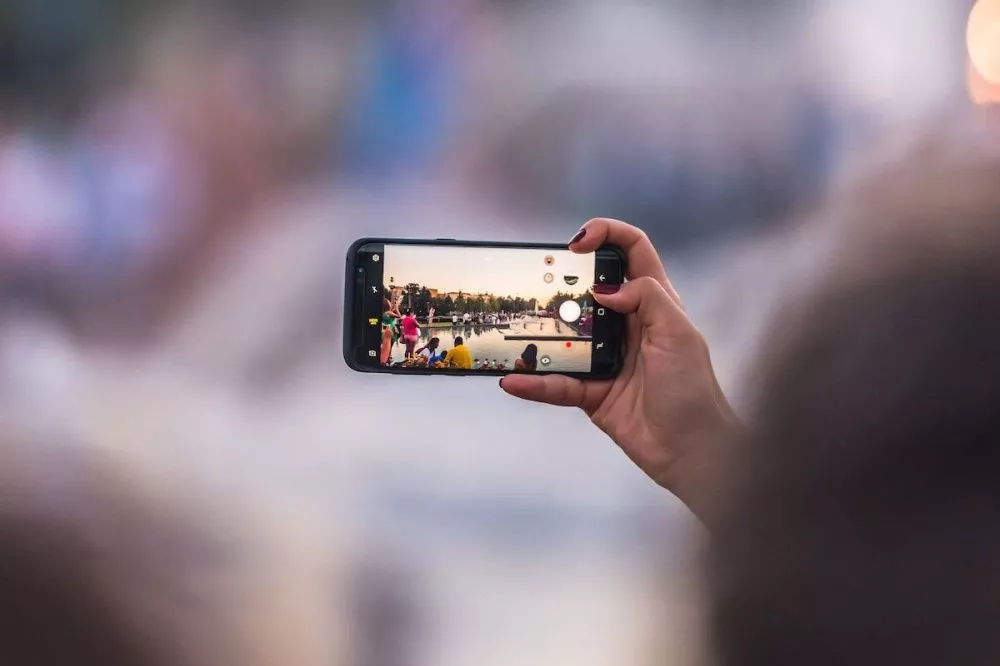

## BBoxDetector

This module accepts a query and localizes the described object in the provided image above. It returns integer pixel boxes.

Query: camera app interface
[375,245,597,372]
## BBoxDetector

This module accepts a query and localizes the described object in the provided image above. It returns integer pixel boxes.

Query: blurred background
[0,1,981,664]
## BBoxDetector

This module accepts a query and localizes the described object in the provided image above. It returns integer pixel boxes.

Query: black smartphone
[344,239,626,378]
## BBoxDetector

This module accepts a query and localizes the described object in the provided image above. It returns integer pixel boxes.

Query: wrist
[655,412,743,526]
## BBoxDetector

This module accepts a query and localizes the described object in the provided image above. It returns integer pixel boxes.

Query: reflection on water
[391,321,592,372]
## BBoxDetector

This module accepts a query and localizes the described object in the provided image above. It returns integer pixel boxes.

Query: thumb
[500,375,606,413]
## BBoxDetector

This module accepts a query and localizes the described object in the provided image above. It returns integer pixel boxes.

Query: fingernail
[569,228,587,245]
[593,284,620,295]
[499,378,505,389]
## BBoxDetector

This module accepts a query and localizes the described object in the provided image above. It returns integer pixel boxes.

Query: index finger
[568,218,680,305]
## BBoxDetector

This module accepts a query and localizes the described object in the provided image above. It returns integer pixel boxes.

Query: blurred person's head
[9,3,351,348]
[521,344,538,366]
[427,337,440,351]
[707,113,1000,666]
[137,4,344,196]
[455,336,464,346]
[0,426,345,666]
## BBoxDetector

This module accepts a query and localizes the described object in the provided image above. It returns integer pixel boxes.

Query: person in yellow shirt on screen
[446,337,473,369]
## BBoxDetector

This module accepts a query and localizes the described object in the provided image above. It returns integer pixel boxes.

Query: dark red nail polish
[499,378,505,389]
[593,283,620,295]
[569,228,587,245]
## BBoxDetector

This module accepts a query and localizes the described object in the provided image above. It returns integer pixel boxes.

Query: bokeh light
[968,0,1000,84]
[969,57,1000,103]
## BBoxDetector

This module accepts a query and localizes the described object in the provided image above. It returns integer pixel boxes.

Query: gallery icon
[368,350,378,358]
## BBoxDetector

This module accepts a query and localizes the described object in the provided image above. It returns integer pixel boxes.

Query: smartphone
[344,239,626,378]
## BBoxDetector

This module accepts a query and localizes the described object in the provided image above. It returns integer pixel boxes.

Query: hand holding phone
[344,237,626,378]
[500,219,738,520]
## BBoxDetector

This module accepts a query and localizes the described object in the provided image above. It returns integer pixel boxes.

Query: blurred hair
[707,112,1000,666]
[0,427,342,666]
[521,343,538,367]
[454,336,464,346]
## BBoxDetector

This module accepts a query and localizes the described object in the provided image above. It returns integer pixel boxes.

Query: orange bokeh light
[968,0,1000,84]
[969,58,1000,103]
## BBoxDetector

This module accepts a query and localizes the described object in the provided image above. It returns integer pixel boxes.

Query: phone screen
[347,241,624,377]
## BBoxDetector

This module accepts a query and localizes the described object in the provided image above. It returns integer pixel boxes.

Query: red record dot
[565,342,573,348]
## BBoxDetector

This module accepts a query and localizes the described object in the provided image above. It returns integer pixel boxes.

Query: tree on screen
[401,283,420,311]
[418,287,432,315]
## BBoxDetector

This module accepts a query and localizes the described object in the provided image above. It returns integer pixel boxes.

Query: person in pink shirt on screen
[400,309,421,359]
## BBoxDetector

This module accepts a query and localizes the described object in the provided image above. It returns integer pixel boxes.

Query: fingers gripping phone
[344,239,626,379]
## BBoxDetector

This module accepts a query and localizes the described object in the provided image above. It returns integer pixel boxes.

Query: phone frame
[343,238,626,379]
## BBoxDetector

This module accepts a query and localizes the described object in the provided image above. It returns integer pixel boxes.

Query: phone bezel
[343,238,626,379]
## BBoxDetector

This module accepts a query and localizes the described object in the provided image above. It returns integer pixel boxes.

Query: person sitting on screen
[416,338,444,365]
[514,344,539,371]
[446,337,473,369]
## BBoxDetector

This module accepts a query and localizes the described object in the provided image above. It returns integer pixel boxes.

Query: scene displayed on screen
[377,246,596,372]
